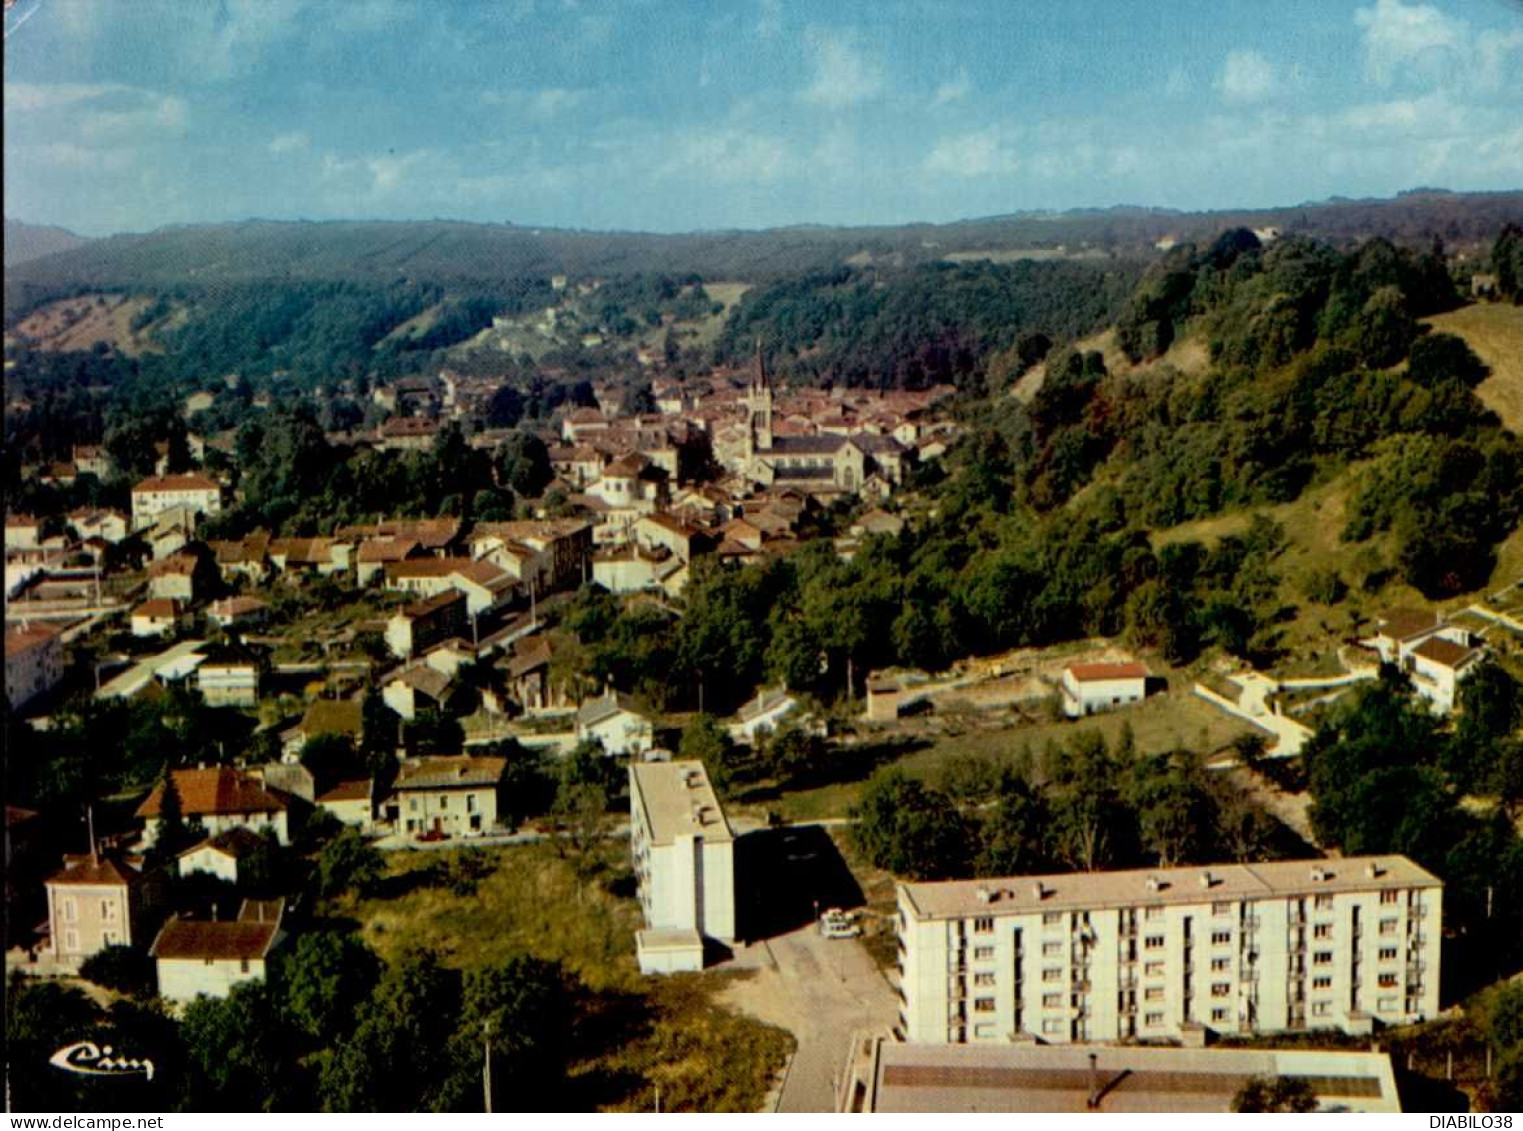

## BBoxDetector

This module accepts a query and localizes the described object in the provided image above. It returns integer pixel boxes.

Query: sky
[4,0,1522,237]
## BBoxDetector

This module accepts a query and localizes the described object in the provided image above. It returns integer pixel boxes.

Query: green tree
[849,768,969,880]
[493,430,552,497]
[679,714,743,797]
[436,957,569,1112]
[79,944,156,997]
[1231,1075,1318,1112]
[180,981,296,1110]
[315,828,384,899]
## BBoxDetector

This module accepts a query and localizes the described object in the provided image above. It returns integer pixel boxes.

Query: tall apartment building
[897,856,1441,1046]
[628,760,735,974]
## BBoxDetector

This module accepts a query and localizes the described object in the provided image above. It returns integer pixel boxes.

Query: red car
[416,828,450,843]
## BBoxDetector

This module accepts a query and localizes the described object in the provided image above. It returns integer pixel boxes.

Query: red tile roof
[47,853,144,887]
[1411,637,1478,669]
[132,474,219,493]
[150,918,278,961]
[132,598,184,619]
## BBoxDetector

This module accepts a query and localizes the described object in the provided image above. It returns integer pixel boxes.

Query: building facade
[45,854,148,967]
[5,622,65,710]
[386,755,504,837]
[130,474,222,530]
[1060,662,1150,718]
[897,856,1441,1047]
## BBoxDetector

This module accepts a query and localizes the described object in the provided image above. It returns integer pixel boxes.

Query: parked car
[416,828,450,843]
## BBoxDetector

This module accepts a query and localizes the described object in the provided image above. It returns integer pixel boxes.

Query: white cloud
[1354,0,1467,84]
[480,87,591,119]
[4,82,120,111]
[923,129,1018,179]
[800,28,883,109]
[660,127,789,183]
[1475,29,1523,92]
[268,131,310,154]
[932,68,971,107]
[1216,49,1278,102]
[7,83,188,145]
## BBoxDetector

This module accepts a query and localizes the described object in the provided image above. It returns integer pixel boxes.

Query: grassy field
[330,842,793,1113]
[1426,302,1523,433]
[9,292,173,355]
[753,688,1254,823]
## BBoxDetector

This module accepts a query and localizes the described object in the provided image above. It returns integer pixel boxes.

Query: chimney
[975,885,993,905]
[1365,860,1383,879]
[1145,875,1161,893]
[1199,870,1214,889]
[1087,1053,1101,1110]
[1031,881,1047,901]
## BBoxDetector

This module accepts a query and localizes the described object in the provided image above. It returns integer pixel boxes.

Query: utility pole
[482,1020,493,1113]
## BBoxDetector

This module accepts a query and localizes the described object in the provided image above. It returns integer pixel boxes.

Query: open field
[1426,302,1523,433]
[330,842,793,1112]
[8,292,175,355]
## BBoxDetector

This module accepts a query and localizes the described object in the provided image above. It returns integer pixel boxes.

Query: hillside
[3,220,89,268]
[1425,302,1523,433]
[6,191,1519,301]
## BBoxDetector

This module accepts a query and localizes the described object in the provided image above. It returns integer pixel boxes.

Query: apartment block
[897,856,1441,1046]
[628,760,735,973]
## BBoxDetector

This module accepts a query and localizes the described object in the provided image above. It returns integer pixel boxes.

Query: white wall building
[130,474,222,531]
[729,686,802,745]
[897,856,1441,1047]
[151,900,283,1003]
[385,755,504,837]
[577,690,653,756]
[5,622,65,710]
[1060,662,1149,719]
[1406,636,1482,714]
[629,760,735,973]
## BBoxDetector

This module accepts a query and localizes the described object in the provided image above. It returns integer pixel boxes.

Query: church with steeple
[738,342,908,495]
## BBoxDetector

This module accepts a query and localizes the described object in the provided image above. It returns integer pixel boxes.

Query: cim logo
[48,1042,155,1081]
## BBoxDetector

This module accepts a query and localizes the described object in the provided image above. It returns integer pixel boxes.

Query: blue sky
[4,0,1522,236]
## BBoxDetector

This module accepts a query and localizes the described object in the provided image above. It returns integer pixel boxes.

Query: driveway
[716,922,898,1113]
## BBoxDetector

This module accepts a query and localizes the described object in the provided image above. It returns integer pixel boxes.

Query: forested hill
[7,190,1520,297]
[3,220,90,268]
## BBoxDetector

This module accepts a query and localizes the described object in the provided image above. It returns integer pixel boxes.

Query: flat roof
[859,1041,1400,1113]
[901,855,1439,920]
[630,759,733,845]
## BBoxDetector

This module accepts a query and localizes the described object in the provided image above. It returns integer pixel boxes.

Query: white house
[1060,662,1149,719]
[629,760,736,974]
[130,598,186,638]
[130,473,222,531]
[176,827,270,885]
[151,898,284,1003]
[136,767,291,847]
[194,641,265,707]
[384,755,504,837]
[577,690,653,757]
[69,508,130,544]
[381,663,453,721]
[729,686,801,745]
[5,622,65,710]
[315,779,374,829]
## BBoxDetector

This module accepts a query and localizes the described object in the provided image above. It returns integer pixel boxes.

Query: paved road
[717,922,898,1113]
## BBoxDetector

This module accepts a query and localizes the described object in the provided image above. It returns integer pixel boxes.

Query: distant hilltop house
[130,473,222,531]
[1060,662,1151,719]
[151,898,285,1003]
[1363,609,1483,714]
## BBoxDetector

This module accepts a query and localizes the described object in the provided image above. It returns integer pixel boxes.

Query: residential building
[69,507,130,544]
[151,898,284,1003]
[194,641,266,707]
[45,853,150,968]
[839,1039,1402,1114]
[385,755,504,837]
[729,686,802,745]
[208,532,272,584]
[896,856,1442,1047]
[130,598,186,638]
[628,760,736,973]
[176,827,271,885]
[382,662,454,721]
[268,536,354,577]
[136,767,292,847]
[147,553,206,602]
[1407,636,1482,714]
[384,557,516,617]
[287,698,365,758]
[1060,662,1149,719]
[468,519,592,591]
[576,690,653,756]
[130,474,222,530]
[315,779,374,829]
[207,596,270,629]
[385,590,469,660]
[6,622,65,710]
[72,446,111,478]
[377,415,440,452]
[504,637,570,713]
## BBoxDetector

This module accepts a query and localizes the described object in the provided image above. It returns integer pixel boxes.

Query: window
[1313,976,1332,989]
[64,929,79,952]
[1042,1019,1065,1036]
[1314,894,1333,910]
[1144,1011,1164,1027]
[100,899,116,921]
[1144,962,1165,976]
[974,1024,997,1039]
[1211,931,1231,946]
[103,931,119,946]
[974,946,994,961]
[1043,993,1063,1008]
[1312,1001,1332,1017]
[409,798,419,812]
[1211,958,1231,972]
[439,795,448,810]
[1379,947,1398,961]
[1211,983,1230,997]
[1212,902,1231,916]
[1211,1008,1229,1023]
[1145,987,1165,1002]
[1313,923,1332,939]
[61,898,77,922]
[466,794,476,813]
[1144,906,1162,920]
[1377,997,1399,1012]
[974,973,995,987]
[1042,941,1063,957]
[973,917,994,934]
[973,998,995,1013]
[240,959,250,974]
[1381,890,1399,905]
[1145,935,1164,950]
[1379,919,1398,935]
[1378,973,1398,988]
[1313,951,1333,966]
[1043,967,1063,983]
[1042,912,1063,926]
